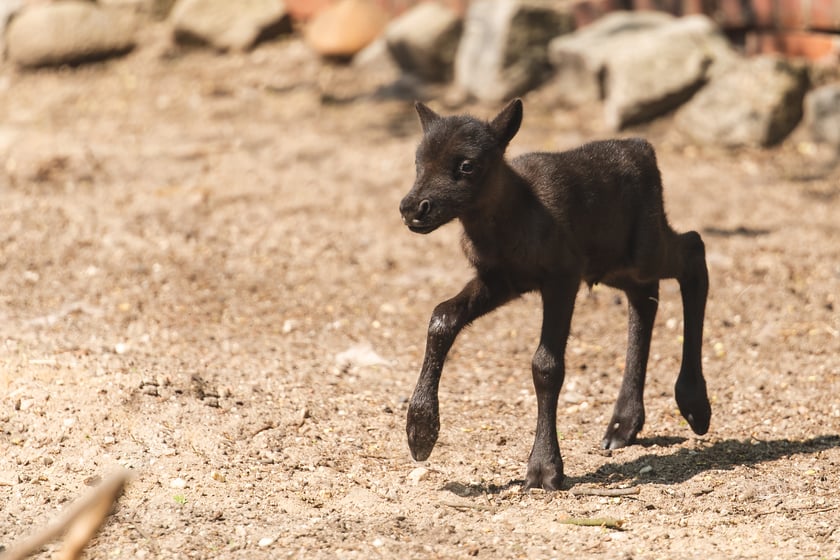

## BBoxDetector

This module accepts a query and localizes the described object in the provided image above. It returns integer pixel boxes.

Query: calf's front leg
[525,277,578,491]
[407,274,516,461]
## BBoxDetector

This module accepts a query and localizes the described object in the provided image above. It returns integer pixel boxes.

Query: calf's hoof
[675,379,711,436]
[406,402,440,461]
[524,457,564,491]
[601,414,643,450]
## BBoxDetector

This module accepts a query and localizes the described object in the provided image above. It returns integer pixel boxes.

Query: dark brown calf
[399,99,711,490]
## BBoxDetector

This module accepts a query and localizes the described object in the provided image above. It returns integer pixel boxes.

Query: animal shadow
[568,434,840,487]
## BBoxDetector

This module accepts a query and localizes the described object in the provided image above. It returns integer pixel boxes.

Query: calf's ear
[415,101,441,133]
[490,98,523,150]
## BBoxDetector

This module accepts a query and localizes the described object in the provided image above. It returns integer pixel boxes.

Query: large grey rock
[6,1,135,67]
[171,0,290,52]
[603,15,740,129]
[385,2,462,82]
[1,0,23,59]
[803,83,840,148]
[548,12,739,121]
[676,57,809,147]
[98,0,177,20]
[454,0,573,102]
[547,10,675,105]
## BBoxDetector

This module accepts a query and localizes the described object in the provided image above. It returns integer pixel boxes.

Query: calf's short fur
[399,99,711,490]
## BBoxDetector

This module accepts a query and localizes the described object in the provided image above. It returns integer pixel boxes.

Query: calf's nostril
[418,199,431,218]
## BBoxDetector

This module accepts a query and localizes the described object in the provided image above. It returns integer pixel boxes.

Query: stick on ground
[0,469,133,560]
[560,517,625,529]
[570,486,640,497]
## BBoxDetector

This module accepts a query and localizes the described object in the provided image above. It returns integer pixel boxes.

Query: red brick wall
[598,0,840,60]
[287,0,840,60]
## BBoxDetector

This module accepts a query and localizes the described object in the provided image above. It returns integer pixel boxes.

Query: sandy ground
[1,27,839,559]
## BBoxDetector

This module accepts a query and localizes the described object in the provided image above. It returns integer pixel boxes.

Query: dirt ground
[1,26,839,559]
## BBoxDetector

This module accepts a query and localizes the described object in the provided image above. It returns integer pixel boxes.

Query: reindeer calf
[399,99,711,490]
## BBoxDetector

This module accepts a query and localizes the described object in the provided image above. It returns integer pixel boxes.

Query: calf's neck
[399,99,711,490]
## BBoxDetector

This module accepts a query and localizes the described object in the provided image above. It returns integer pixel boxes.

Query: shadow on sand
[567,434,840,489]
[442,435,840,495]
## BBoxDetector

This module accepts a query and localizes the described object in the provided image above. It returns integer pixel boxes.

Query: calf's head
[399,99,523,234]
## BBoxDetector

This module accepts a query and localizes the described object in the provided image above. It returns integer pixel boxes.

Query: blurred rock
[98,0,177,20]
[304,0,387,59]
[603,15,740,129]
[171,0,290,52]
[1,0,23,59]
[454,0,573,102]
[6,1,135,67]
[676,56,809,147]
[548,10,674,106]
[385,2,462,83]
[803,83,840,148]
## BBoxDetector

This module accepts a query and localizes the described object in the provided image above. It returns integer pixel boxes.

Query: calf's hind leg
[601,282,659,450]
[672,231,711,435]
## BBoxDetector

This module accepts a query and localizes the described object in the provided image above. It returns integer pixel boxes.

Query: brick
[751,0,775,28]
[745,30,840,60]
[810,0,840,31]
[634,0,681,12]
[715,0,752,28]
[776,0,808,29]
[572,0,625,28]
[681,0,714,15]
[286,0,334,21]
[287,0,469,21]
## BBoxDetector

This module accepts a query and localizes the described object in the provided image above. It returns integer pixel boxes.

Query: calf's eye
[459,160,474,175]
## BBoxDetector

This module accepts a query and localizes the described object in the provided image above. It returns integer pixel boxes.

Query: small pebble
[170,477,187,489]
[639,465,653,475]
[0,471,19,486]
[407,467,429,485]
[258,537,274,547]
[210,470,226,482]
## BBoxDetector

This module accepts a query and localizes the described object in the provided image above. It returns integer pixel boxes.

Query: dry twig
[571,486,640,497]
[560,517,625,529]
[0,469,132,560]
[440,500,495,512]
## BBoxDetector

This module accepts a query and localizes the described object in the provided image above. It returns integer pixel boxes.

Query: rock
[676,56,809,147]
[454,0,574,102]
[335,342,388,369]
[803,83,840,147]
[407,466,429,485]
[548,10,675,105]
[385,2,462,82]
[171,0,290,52]
[6,1,136,68]
[0,0,23,59]
[603,15,739,129]
[0,470,19,486]
[98,0,177,20]
[304,0,387,59]
[258,537,275,547]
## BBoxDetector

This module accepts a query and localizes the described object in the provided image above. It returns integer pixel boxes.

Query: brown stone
[304,0,388,58]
